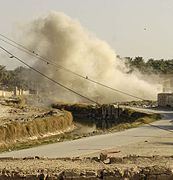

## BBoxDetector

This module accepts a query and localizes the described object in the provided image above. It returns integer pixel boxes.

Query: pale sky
[1,0,173,69]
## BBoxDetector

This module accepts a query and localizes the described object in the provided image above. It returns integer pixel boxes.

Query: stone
[100,152,107,161]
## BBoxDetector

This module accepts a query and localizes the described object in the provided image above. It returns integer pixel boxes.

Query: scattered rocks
[100,152,107,162]
[0,157,172,179]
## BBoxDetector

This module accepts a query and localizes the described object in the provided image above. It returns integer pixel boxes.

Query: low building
[14,87,29,96]
[0,90,13,97]
[0,87,29,97]
[158,93,173,107]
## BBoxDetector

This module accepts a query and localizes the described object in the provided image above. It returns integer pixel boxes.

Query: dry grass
[0,111,73,144]
[110,113,161,131]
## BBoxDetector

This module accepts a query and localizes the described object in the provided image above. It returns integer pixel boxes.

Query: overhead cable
[0,33,146,101]
[0,45,99,105]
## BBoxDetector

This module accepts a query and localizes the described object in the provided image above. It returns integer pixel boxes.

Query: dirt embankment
[0,103,73,149]
[52,103,161,129]
[0,156,172,179]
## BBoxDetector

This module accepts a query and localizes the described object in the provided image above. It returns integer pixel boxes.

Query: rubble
[0,156,172,179]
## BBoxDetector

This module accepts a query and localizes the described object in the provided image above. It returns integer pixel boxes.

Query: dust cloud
[23,11,160,104]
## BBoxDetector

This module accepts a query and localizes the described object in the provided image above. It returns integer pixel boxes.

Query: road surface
[0,108,172,158]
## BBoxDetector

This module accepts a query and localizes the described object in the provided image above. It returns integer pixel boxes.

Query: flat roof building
[158,93,173,107]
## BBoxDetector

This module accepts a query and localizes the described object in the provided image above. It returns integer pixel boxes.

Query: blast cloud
[24,11,160,103]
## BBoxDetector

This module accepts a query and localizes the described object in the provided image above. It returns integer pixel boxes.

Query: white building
[0,90,13,97]
[0,87,29,97]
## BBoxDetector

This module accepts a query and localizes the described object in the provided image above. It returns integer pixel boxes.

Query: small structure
[0,90,13,97]
[0,86,29,97]
[158,93,173,107]
[14,87,29,96]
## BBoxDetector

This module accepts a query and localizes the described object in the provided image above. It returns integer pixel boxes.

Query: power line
[0,37,35,57]
[0,33,146,101]
[0,65,6,71]
[0,33,146,100]
[0,34,31,53]
[0,45,99,105]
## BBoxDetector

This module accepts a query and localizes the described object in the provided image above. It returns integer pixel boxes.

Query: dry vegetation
[0,112,72,142]
[0,101,73,151]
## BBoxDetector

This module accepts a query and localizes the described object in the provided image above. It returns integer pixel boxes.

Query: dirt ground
[0,156,172,172]
[0,156,172,179]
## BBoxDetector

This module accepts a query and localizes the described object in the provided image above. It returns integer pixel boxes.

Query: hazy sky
[1,0,173,68]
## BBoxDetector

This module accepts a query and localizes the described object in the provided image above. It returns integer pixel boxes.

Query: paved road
[0,108,172,158]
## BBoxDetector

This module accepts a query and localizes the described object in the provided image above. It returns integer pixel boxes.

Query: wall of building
[0,90,13,97]
[158,93,173,107]
[0,89,29,97]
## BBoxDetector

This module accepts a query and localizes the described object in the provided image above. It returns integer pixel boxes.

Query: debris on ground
[0,156,172,179]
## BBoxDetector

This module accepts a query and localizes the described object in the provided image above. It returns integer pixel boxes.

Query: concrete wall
[158,93,173,107]
[0,89,29,97]
[0,90,13,97]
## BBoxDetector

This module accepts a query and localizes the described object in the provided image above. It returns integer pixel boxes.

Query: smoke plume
[23,11,160,103]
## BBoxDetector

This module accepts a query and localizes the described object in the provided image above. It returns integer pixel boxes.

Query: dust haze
[22,11,160,103]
